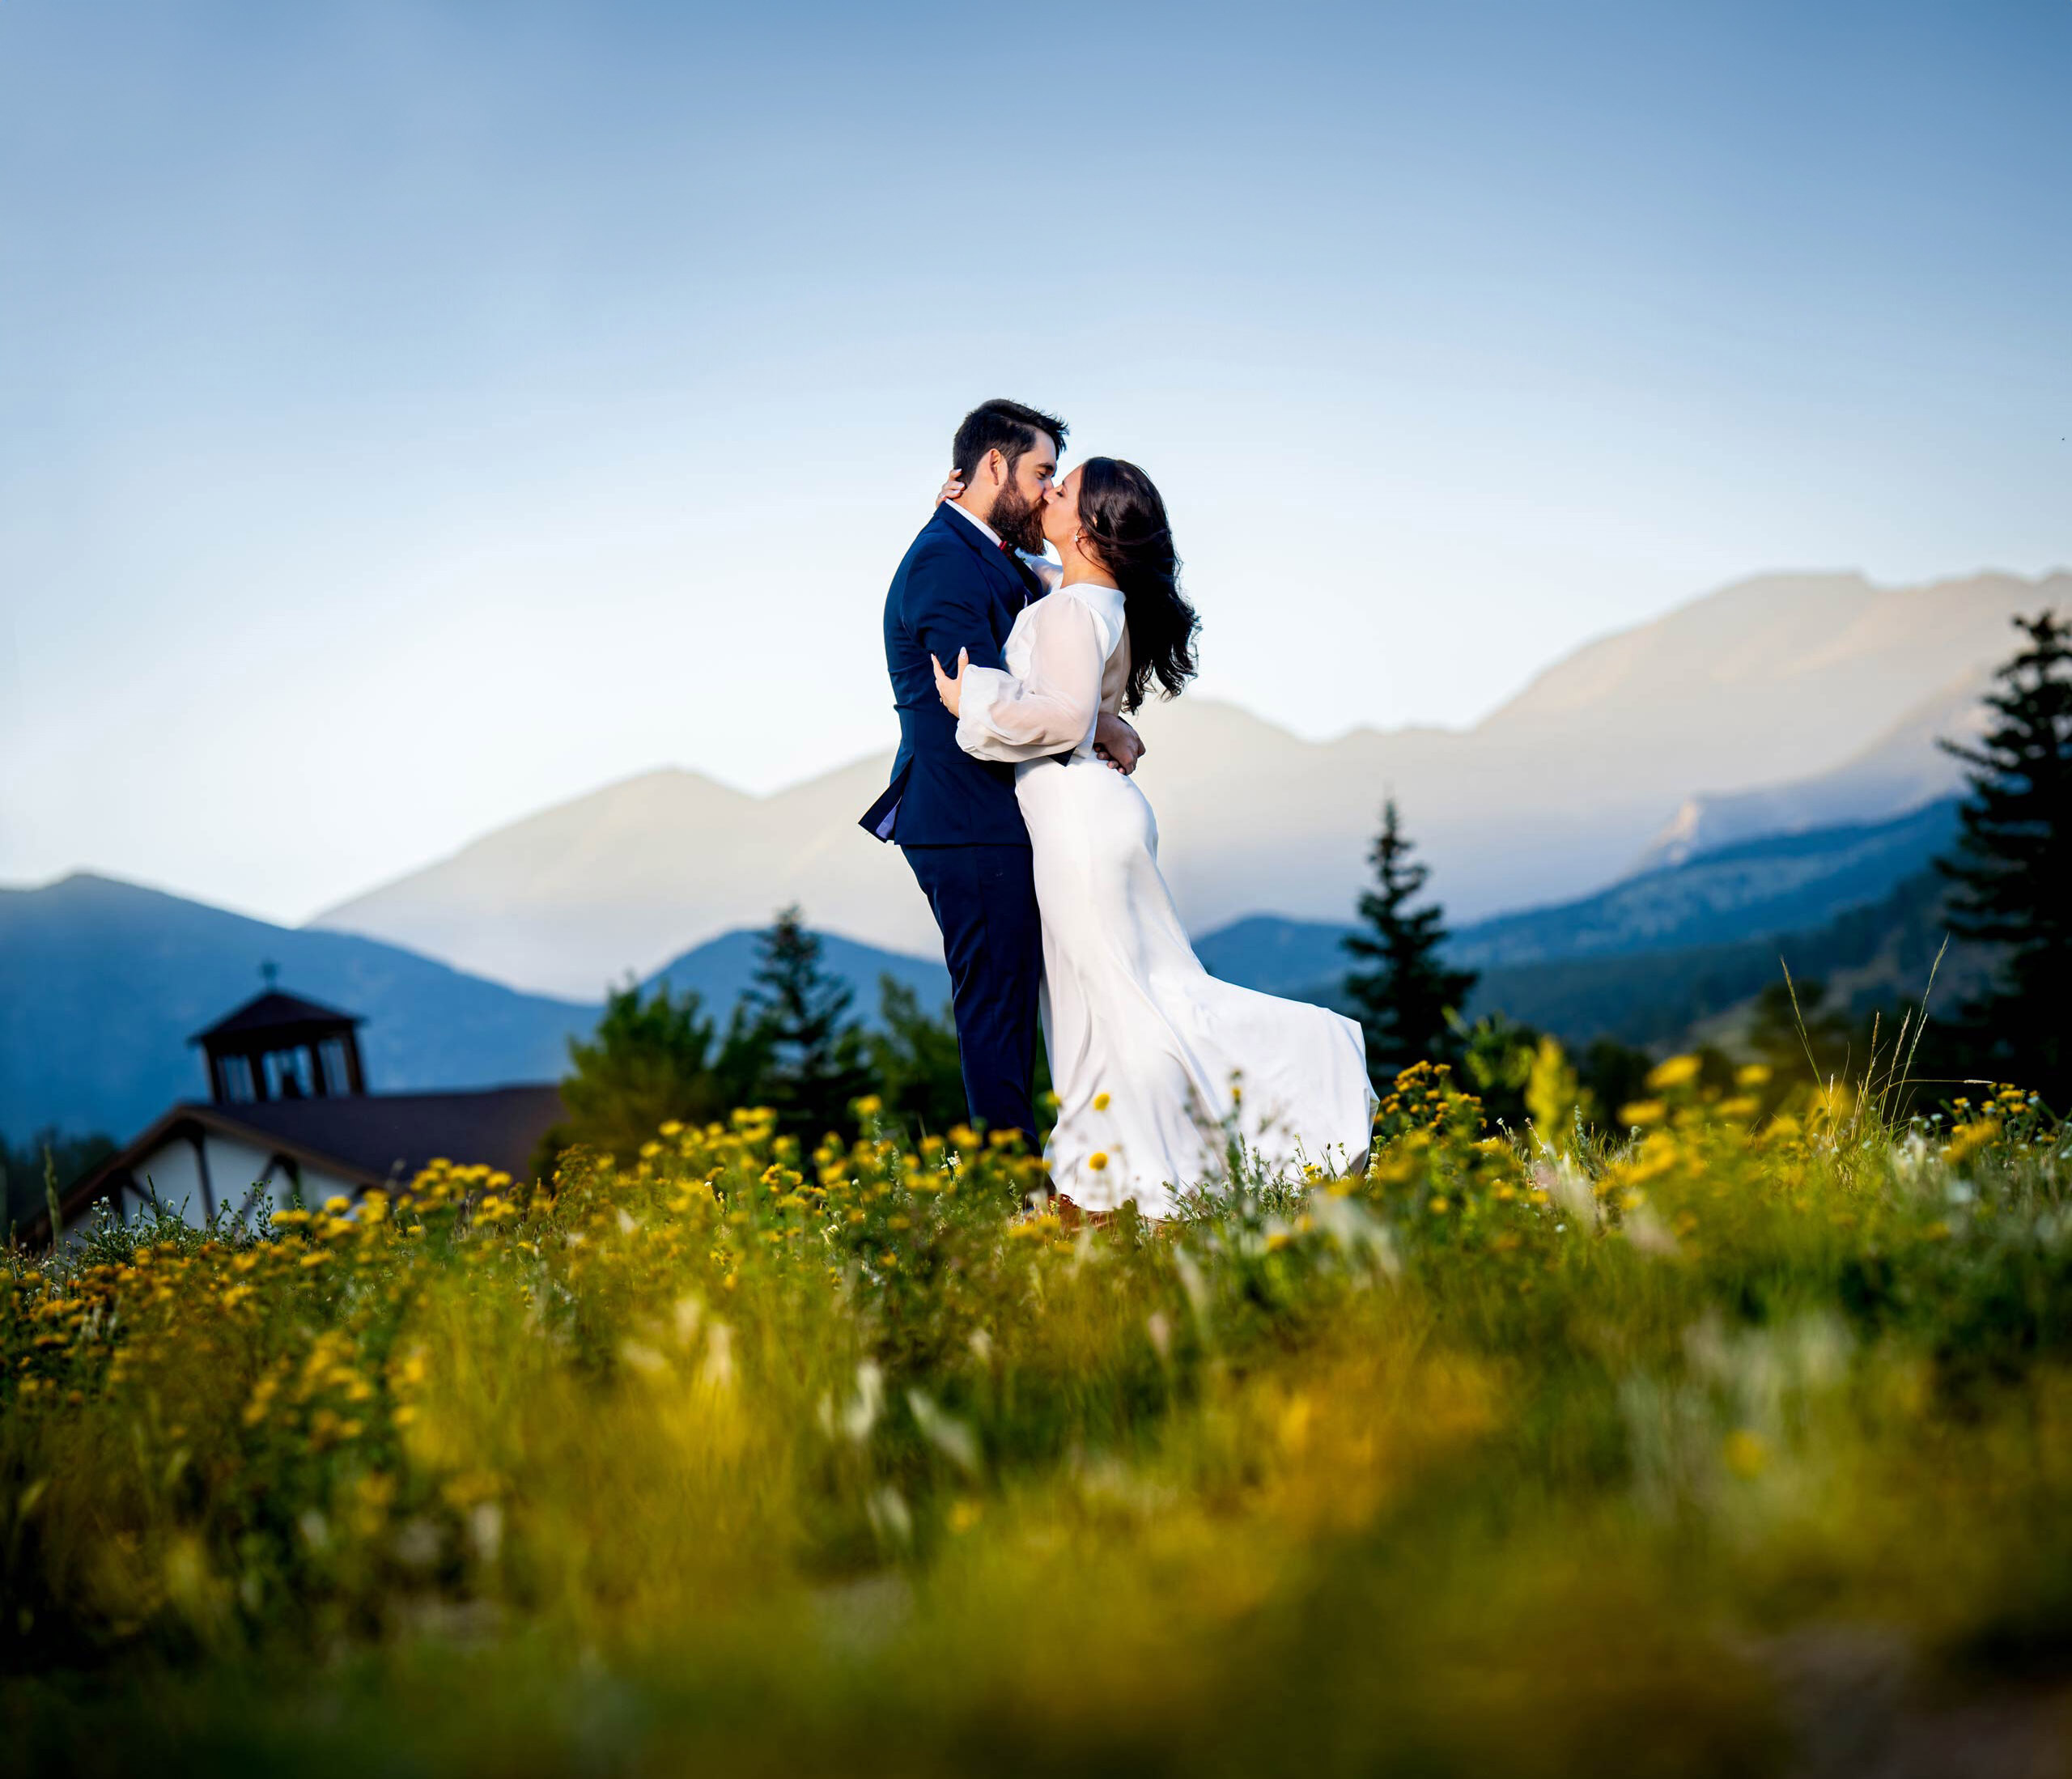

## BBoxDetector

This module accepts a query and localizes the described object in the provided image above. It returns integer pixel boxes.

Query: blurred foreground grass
[6,1062,2072,1775]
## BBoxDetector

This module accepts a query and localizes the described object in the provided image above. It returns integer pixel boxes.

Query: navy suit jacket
[860,506,1038,847]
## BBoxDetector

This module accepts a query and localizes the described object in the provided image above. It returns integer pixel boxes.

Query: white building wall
[106,1133,363,1235]
[120,1138,210,1229]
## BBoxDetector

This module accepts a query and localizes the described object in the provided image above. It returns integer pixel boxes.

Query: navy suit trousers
[902,843,1041,1141]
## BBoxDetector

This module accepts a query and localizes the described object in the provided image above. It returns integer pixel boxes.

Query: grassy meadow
[5,1059,2072,1774]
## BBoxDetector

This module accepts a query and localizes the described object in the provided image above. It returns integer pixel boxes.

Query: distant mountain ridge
[1465,868,1985,1054]
[1194,798,1965,999]
[1199,871,1977,1059]
[0,873,949,1145]
[1453,798,1961,969]
[643,928,949,1021]
[2,777,1975,1146]
[0,874,597,1143]
[1631,671,1988,871]
[21,566,2056,1139]
[312,569,2066,997]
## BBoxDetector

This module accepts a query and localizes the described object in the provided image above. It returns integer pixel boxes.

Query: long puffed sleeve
[956,592,1108,762]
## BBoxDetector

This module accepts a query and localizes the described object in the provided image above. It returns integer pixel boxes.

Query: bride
[931,456,1376,1218]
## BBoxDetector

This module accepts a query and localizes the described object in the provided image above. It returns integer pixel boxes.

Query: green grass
[3,1064,2069,1775]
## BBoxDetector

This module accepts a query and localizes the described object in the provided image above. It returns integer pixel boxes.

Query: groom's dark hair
[953,399,1068,482]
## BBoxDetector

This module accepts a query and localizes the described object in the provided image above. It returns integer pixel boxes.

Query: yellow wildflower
[1942,1120,2000,1168]
[1723,1429,1768,1478]
[1645,1055,1703,1093]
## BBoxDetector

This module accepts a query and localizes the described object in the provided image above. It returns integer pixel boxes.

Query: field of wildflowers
[5,1059,2070,1775]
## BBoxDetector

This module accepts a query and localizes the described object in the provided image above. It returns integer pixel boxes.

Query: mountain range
[1193,796,1963,992]
[1631,669,1988,871]
[6,791,1967,1144]
[645,928,948,1025]
[1201,875,1975,1057]
[0,874,953,1144]
[312,569,2061,998]
[11,562,2058,1145]
[0,874,597,1144]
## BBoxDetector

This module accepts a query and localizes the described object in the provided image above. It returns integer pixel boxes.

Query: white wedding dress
[956,580,1377,1217]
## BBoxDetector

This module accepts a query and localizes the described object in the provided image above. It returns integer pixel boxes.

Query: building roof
[32,1084,567,1245]
[189,990,365,1047]
[209,1086,564,1182]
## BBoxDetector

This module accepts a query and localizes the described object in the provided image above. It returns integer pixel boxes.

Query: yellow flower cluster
[2,1056,2061,1709]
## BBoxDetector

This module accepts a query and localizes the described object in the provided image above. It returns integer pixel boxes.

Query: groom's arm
[907,548,1009,677]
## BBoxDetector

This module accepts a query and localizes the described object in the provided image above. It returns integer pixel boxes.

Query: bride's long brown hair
[1074,457,1199,713]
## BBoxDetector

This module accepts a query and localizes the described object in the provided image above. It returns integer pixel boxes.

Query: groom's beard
[987,481,1047,555]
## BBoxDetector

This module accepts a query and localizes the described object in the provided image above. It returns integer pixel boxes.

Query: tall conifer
[744,906,873,1141]
[1934,609,2072,1098]
[1342,800,1479,1086]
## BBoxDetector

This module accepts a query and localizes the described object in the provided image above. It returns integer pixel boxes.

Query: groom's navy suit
[860,504,1043,1139]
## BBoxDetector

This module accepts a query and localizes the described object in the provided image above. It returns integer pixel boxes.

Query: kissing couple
[861,399,1374,1219]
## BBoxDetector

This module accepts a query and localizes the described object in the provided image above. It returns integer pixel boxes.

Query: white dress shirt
[945,500,1003,547]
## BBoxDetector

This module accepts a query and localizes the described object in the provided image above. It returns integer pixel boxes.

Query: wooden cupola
[190,987,367,1106]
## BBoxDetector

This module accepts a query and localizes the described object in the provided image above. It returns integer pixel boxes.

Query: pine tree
[1933,609,2072,1100]
[742,906,874,1142]
[1342,799,1479,1087]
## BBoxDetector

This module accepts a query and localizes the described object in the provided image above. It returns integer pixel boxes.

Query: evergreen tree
[1342,799,1480,1086]
[1933,609,2072,1101]
[741,906,873,1142]
[865,977,969,1141]
[536,981,766,1178]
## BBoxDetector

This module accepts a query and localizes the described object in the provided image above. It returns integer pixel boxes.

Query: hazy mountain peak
[10,871,237,916]
[1628,660,1998,871]
[1483,571,1875,724]
[306,567,2059,997]
[15,869,139,898]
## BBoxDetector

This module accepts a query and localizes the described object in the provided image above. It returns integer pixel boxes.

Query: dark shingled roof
[189,990,366,1046]
[36,1085,567,1245]
[203,1085,565,1183]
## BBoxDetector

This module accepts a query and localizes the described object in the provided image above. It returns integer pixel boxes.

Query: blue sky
[2,0,2066,922]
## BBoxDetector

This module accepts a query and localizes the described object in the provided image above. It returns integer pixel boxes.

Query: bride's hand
[935,471,965,507]
[932,647,968,717]
[1094,711,1144,775]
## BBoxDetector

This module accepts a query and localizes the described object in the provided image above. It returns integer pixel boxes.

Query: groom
[860,398,1142,1141]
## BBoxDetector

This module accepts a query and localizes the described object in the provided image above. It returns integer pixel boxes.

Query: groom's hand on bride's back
[1094,712,1144,775]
